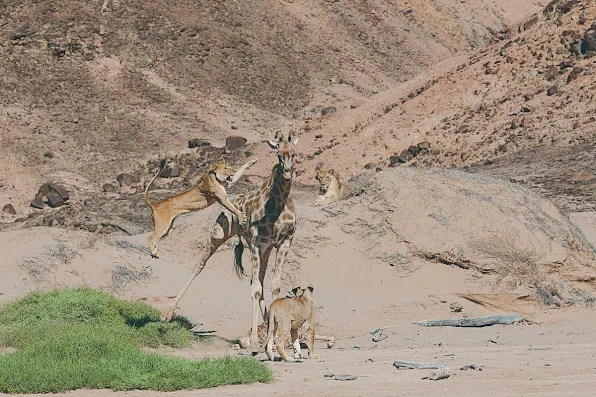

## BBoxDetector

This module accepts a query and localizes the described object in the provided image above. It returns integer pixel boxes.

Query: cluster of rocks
[30,183,70,209]
[389,141,431,166]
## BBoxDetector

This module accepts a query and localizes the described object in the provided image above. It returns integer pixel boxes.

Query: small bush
[0,287,272,393]
[468,231,541,288]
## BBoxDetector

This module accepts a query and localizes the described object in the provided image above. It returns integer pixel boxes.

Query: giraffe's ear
[288,130,299,146]
[267,140,279,150]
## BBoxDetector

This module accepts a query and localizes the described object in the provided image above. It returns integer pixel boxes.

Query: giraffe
[161,130,299,347]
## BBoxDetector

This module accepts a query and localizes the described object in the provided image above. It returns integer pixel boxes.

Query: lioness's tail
[144,161,165,209]
[234,236,246,279]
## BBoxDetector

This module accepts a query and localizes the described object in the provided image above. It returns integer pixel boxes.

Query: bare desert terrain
[1,0,596,396]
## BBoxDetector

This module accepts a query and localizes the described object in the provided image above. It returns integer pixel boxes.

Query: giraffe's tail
[234,236,246,279]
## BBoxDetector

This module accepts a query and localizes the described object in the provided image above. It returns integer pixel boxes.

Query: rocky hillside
[279,0,595,212]
[0,0,539,217]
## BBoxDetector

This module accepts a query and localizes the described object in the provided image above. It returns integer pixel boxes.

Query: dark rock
[457,124,471,134]
[547,85,559,96]
[321,106,337,117]
[389,150,413,166]
[417,141,431,152]
[48,183,69,201]
[188,138,211,149]
[116,173,133,187]
[566,66,585,83]
[408,145,421,157]
[315,134,323,139]
[160,167,180,178]
[584,28,596,52]
[364,163,376,170]
[559,59,574,69]
[30,197,44,209]
[2,204,16,215]
[225,136,247,151]
[544,0,578,15]
[46,193,65,208]
[511,118,519,129]
[544,65,559,81]
[103,183,118,193]
[519,15,539,32]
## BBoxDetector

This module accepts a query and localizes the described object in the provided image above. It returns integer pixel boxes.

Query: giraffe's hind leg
[161,211,236,322]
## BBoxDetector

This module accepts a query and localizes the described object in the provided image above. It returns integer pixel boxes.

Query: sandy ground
[19,309,596,397]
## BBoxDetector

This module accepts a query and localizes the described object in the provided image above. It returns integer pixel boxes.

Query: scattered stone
[460,364,481,371]
[324,374,357,381]
[315,134,323,139]
[30,197,44,209]
[116,173,133,187]
[559,59,574,69]
[225,135,247,150]
[30,183,70,209]
[389,150,413,166]
[320,106,337,117]
[408,145,421,157]
[427,366,450,381]
[450,302,463,312]
[519,15,539,32]
[573,121,581,129]
[159,166,180,179]
[372,329,388,342]
[544,65,559,81]
[510,118,520,129]
[417,141,431,152]
[585,28,596,52]
[2,204,16,215]
[520,116,531,128]
[523,93,534,101]
[567,66,585,83]
[46,193,65,208]
[456,124,471,134]
[547,85,559,96]
[188,138,211,149]
[103,183,118,193]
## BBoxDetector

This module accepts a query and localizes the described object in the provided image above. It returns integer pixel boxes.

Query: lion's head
[209,157,236,183]
[315,164,337,194]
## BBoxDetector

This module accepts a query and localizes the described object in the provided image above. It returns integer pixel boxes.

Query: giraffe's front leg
[271,235,293,301]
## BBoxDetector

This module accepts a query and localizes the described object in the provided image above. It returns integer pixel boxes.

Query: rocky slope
[0,0,539,217]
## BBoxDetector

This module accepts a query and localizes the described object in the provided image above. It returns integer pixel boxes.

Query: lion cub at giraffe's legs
[266,286,317,362]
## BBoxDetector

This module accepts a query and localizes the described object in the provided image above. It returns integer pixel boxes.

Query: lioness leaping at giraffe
[161,130,299,348]
[144,156,258,258]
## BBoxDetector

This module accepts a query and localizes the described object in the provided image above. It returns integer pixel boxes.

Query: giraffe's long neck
[261,164,292,214]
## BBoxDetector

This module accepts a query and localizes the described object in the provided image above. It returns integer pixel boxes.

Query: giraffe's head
[267,130,299,180]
